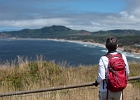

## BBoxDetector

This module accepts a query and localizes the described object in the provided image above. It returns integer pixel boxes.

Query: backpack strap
[106,89,109,100]
[116,52,122,58]
[105,52,122,59]
[105,53,113,100]
[122,90,124,100]
[105,61,109,100]
[104,53,112,59]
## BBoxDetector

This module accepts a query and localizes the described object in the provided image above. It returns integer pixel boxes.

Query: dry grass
[0,56,139,100]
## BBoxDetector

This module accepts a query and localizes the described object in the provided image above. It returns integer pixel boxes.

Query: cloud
[0,0,140,32]
[0,18,70,29]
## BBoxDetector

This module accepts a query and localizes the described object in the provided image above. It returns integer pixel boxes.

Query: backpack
[105,53,127,92]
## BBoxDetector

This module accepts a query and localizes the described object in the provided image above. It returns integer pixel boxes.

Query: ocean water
[0,38,139,66]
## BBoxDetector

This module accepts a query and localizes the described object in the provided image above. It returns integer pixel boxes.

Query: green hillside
[0,25,140,53]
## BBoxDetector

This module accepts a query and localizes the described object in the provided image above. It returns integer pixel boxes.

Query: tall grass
[0,55,139,100]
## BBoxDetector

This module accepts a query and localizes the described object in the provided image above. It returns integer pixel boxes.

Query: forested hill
[0,25,140,53]
[0,25,78,38]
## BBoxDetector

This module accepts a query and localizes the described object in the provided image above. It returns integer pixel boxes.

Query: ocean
[0,38,140,66]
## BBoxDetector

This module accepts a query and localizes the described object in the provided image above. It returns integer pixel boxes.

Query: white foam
[101,50,108,53]
[48,39,140,59]
[122,52,140,59]
[100,49,140,59]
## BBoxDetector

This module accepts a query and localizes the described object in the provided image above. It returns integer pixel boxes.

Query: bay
[0,38,139,66]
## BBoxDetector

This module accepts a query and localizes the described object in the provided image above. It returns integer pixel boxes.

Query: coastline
[46,38,106,48]
[6,38,140,57]
[46,38,140,57]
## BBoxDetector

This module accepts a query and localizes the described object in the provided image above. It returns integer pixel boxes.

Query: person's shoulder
[99,55,109,64]
[100,55,108,60]
[122,53,127,59]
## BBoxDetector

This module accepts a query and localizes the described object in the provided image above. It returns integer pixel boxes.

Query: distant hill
[0,25,79,38]
[92,29,140,35]
[0,25,140,38]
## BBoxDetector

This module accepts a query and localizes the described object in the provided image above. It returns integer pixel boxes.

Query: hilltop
[1,25,140,38]
[0,25,140,53]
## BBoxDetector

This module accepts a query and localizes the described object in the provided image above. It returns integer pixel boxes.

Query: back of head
[106,37,118,52]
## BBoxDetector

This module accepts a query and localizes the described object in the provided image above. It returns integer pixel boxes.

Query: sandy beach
[46,38,105,48]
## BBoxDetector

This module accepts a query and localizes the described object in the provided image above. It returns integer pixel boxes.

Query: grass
[0,55,139,100]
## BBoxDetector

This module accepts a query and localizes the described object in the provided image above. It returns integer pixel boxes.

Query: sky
[0,0,140,32]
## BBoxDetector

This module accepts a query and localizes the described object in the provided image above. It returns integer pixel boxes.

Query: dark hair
[106,37,118,51]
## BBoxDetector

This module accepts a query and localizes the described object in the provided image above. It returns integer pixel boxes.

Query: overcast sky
[0,0,140,32]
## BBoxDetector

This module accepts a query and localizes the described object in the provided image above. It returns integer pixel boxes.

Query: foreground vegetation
[0,55,140,100]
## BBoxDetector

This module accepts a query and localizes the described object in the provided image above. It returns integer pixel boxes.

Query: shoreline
[5,38,140,57]
[46,38,140,56]
[46,38,105,48]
